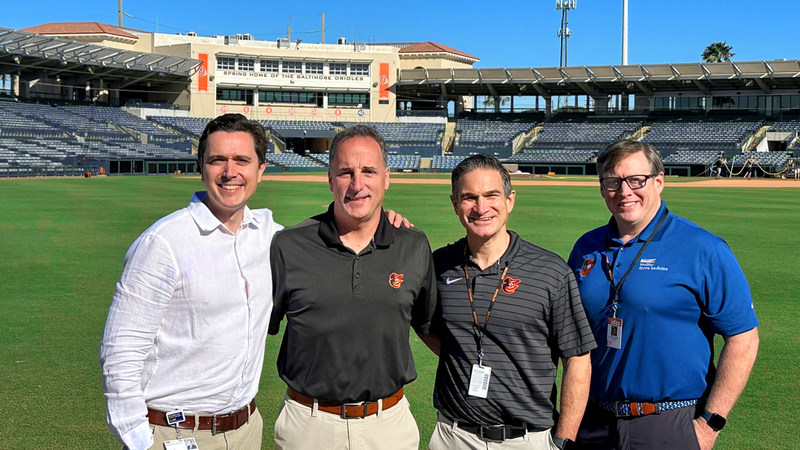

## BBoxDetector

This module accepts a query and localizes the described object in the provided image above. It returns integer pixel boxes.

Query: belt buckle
[211,415,218,436]
[340,401,367,419]
[613,401,630,418]
[479,425,506,442]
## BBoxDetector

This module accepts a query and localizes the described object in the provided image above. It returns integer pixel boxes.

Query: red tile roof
[399,42,478,61]
[21,22,138,40]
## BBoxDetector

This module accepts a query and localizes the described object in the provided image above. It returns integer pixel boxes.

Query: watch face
[704,411,727,431]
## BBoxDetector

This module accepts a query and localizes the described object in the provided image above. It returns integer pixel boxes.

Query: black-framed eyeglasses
[600,174,655,191]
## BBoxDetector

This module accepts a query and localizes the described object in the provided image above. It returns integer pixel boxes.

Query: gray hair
[329,125,388,167]
[596,139,664,177]
[451,154,513,198]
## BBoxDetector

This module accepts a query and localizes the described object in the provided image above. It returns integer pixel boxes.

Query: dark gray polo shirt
[431,231,596,429]
[268,204,436,403]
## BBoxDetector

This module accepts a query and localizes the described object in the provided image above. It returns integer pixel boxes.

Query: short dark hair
[596,139,664,177]
[197,114,268,173]
[329,125,388,167]
[450,154,513,199]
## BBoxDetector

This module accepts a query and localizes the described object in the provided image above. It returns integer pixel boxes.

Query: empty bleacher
[508,149,596,163]
[528,118,642,149]
[454,119,536,148]
[662,150,721,166]
[387,154,421,170]
[642,117,763,150]
[731,151,791,170]
[431,155,467,171]
[148,116,212,137]
[63,106,182,141]
[264,152,324,168]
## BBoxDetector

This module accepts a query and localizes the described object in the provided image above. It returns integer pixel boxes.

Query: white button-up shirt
[99,192,282,450]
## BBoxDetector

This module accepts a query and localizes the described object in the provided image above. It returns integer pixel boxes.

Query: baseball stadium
[0,6,798,450]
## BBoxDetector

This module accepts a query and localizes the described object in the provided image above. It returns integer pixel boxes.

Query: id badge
[164,438,198,450]
[468,364,492,398]
[606,317,623,349]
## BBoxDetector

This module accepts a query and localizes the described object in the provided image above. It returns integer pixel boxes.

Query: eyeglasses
[600,174,655,191]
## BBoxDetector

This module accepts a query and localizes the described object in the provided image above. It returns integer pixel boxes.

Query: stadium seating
[431,155,467,170]
[662,150,722,165]
[731,151,791,169]
[528,118,642,148]
[62,106,182,141]
[769,119,800,148]
[642,117,763,150]
[264,152,324,168]
[148,116,212,137]
[454,119,536,147]
[387,154,421,170]
[507,149,596,163]
[338,122,443,148]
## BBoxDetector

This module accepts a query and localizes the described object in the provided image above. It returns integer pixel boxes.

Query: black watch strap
[552,434,575,449]
[701,410,727,432]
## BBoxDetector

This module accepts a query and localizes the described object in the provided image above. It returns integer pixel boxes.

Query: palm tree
[702,42,735,63]
[483,96,510,113]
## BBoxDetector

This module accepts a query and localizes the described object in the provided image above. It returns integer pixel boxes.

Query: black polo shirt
[268,203,436,403]
[431,231,596,429]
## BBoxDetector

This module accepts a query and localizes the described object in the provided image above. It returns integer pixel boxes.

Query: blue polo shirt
[568,201,758,402]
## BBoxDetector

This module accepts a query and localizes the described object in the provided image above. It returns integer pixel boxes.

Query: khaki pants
[274,394,419,450]
[146,408,263,450]
[429,412,559,450]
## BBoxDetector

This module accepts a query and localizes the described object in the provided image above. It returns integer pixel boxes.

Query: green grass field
[1,175,798,449]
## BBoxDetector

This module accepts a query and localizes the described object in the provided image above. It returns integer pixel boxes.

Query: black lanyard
[463,245,508,366]
[604,210,668,317]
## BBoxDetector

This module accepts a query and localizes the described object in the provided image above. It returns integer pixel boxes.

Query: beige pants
[274,394,419,450]
[146,408,263,450]
[429,412,559,450]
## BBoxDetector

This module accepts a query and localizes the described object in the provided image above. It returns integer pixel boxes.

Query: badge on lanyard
[164,437,199,450]
[468,364,492,398]
[606,317,623,349]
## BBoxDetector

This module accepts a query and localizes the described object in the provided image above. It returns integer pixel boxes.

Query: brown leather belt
[147,399,256,435]
[287,387,403,419]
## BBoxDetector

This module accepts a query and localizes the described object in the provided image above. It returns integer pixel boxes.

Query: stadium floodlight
[556,0,576,68]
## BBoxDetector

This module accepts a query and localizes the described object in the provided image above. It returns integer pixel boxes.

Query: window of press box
[259,91,319,105]
[329,93,369,107]
[216,57,235,70]
[217,89,254,105]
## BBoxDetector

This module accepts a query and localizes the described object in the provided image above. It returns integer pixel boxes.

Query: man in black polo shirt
[268,125,436,449]
[420,154,596,449]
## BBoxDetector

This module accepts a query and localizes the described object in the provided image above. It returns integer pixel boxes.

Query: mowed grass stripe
[0,176,797,449]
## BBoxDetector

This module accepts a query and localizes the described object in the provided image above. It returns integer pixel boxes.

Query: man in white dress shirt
[99,114,280,450]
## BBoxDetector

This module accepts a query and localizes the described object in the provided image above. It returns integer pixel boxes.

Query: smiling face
[328,136,390,232]
[600,150,664,240]
[201,130,265,231]
[451,168,515,242]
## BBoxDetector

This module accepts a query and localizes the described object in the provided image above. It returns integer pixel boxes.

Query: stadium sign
[216,70,370,89]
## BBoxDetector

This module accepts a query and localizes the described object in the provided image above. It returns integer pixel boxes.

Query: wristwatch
[552,434,576,449]
[700,410,727,432]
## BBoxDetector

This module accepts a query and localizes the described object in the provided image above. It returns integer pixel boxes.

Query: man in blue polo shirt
[568,140,759,450]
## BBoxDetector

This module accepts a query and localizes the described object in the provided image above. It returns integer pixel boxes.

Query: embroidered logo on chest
[580,257,597,277]
[502,276,521,294]
[389,272,404,289]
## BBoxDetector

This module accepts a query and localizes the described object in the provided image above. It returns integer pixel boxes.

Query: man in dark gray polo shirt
[268,125,436,450]
[420,154,596,450]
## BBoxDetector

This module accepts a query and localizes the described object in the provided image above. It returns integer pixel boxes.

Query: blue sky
[4,0,799,68]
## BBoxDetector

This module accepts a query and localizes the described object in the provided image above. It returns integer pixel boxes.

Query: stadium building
[1,22,800,178]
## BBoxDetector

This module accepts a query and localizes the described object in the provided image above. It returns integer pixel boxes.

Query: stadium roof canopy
[0,27,201,85]
[397,60,800,98]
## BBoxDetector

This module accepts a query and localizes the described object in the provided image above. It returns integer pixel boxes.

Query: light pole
[556,0,576,68]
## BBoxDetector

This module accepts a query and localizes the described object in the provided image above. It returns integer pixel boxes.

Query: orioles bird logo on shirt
[389,272,404,289]
[502,277,521,294]
[580,257,596,277]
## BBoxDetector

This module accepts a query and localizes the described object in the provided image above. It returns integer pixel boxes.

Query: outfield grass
[0,175,797,449]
